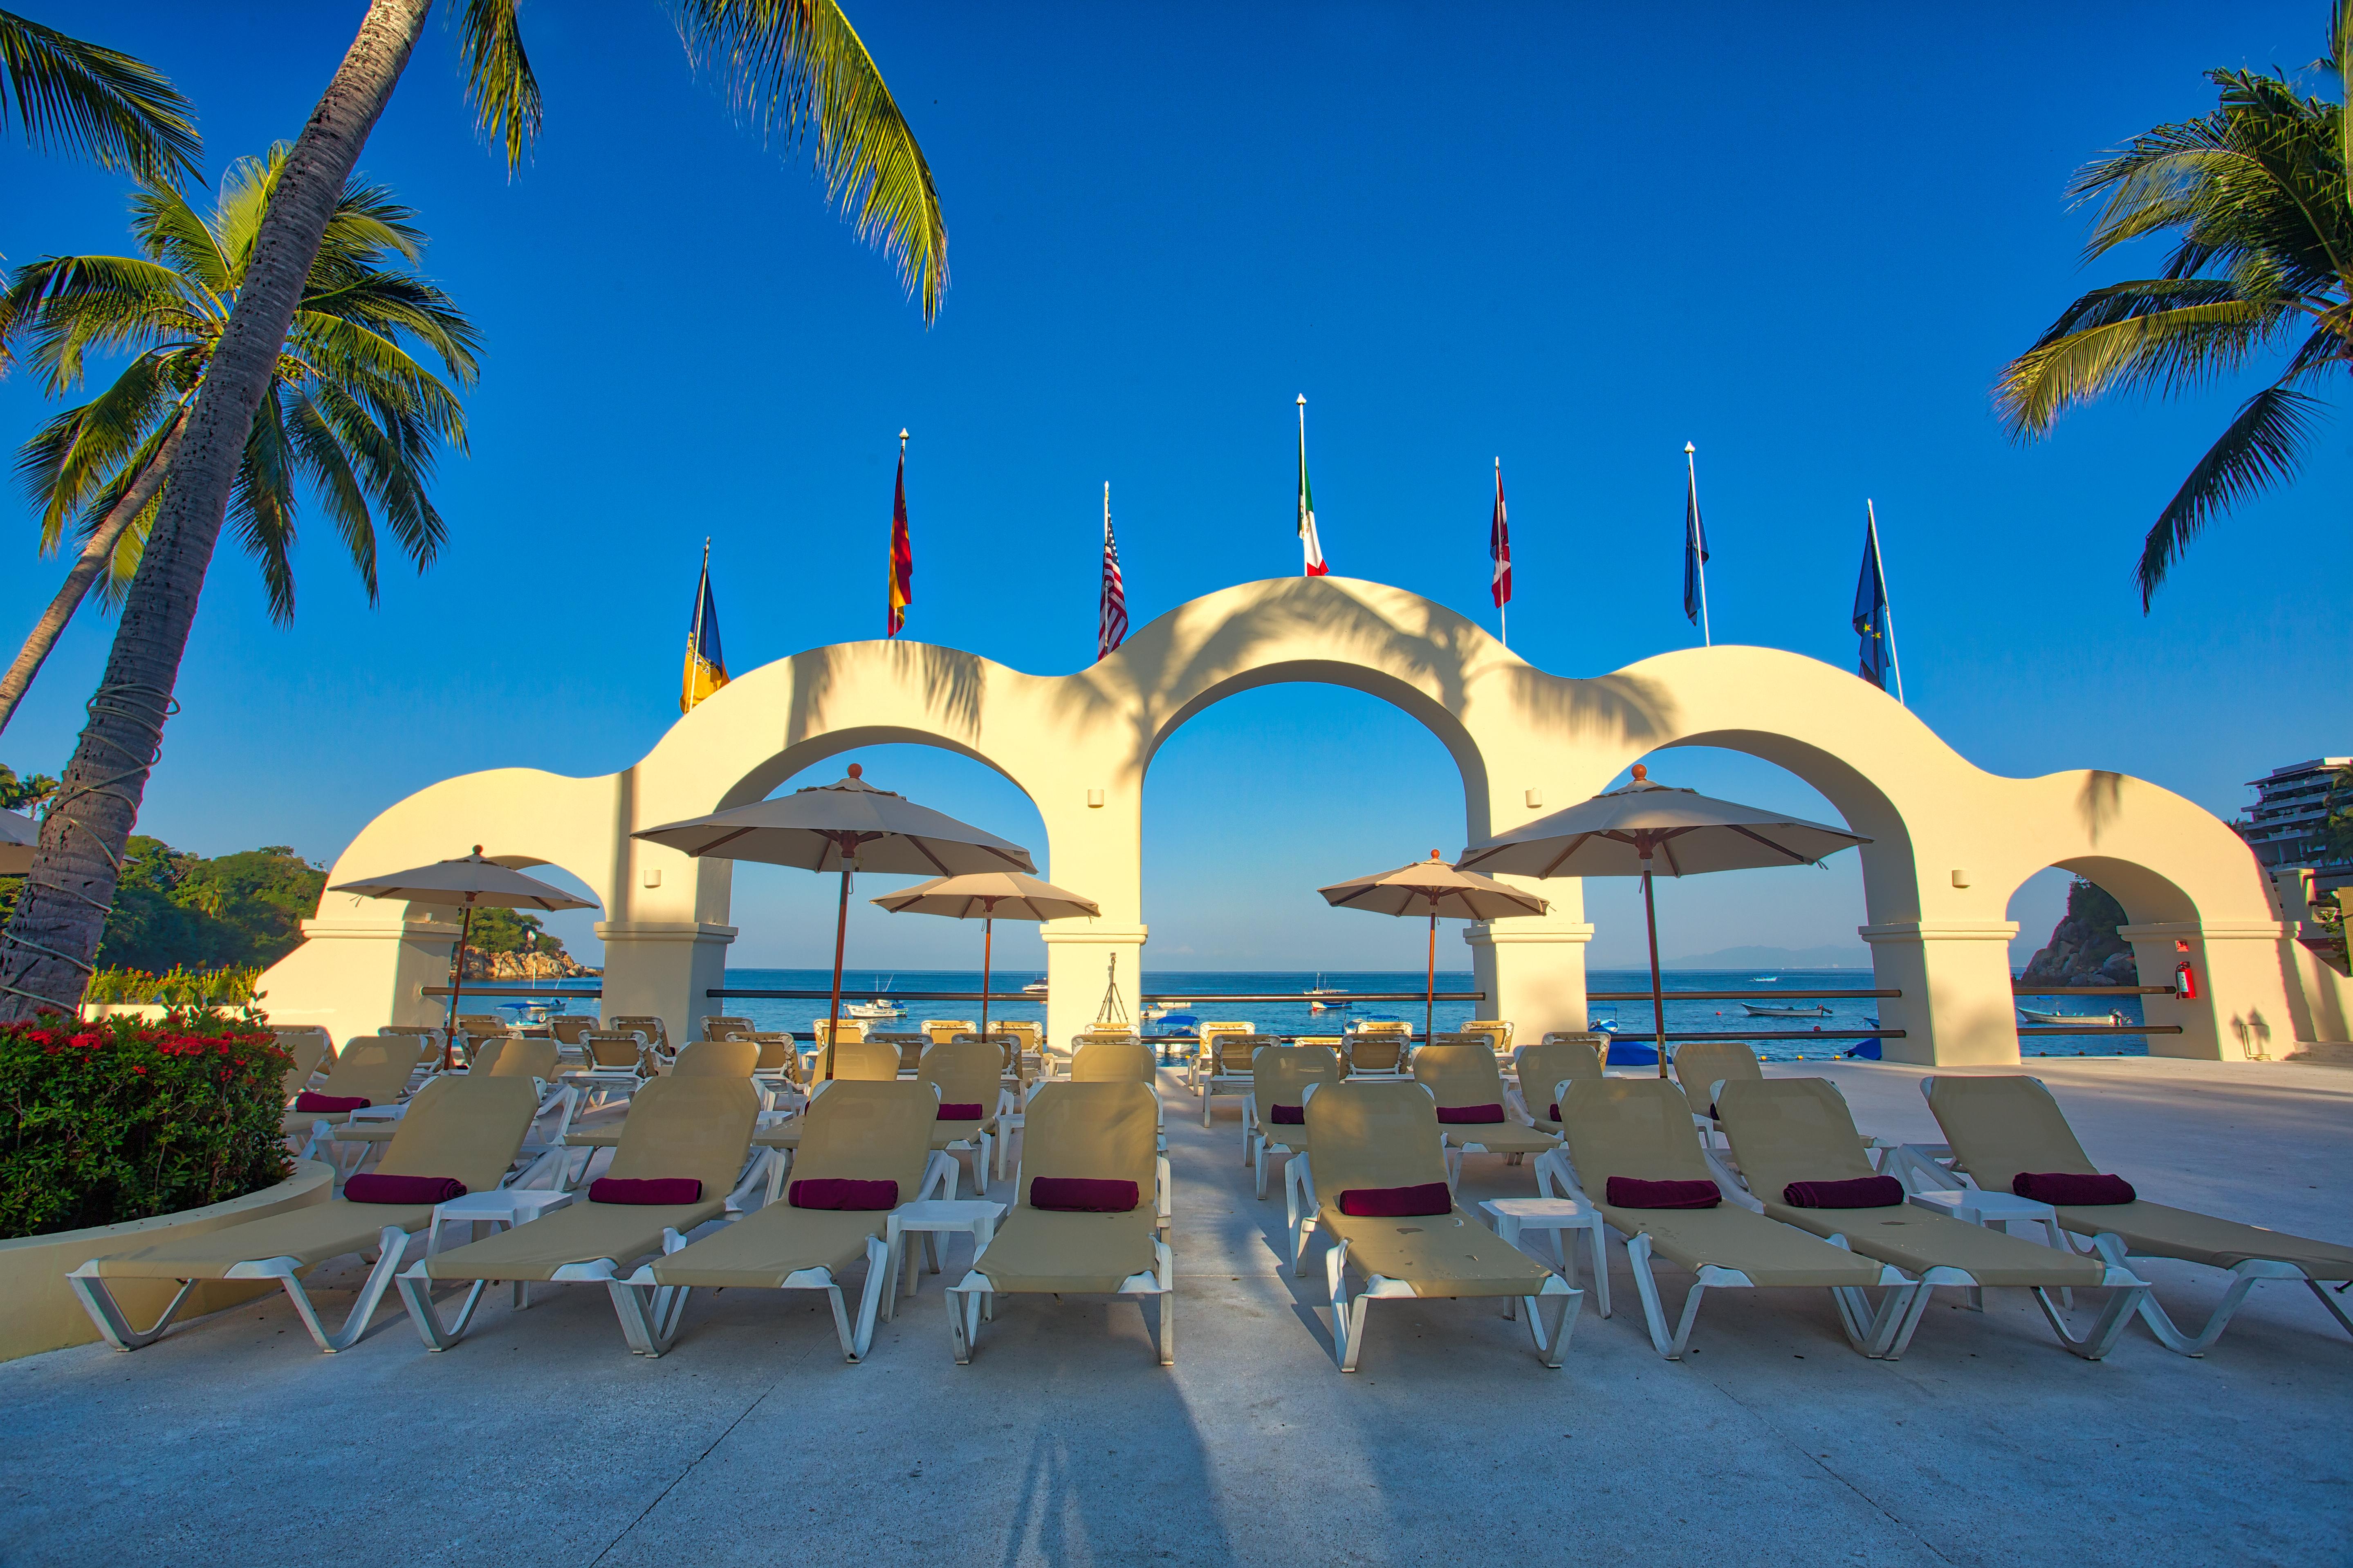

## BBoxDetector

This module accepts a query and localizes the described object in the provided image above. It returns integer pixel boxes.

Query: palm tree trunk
[0,413,185,740]
[0,0,434,1020]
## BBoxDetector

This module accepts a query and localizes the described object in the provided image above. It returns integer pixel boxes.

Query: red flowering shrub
[0,1010,292,1239]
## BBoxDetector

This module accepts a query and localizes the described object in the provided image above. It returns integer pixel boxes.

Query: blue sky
[2,2,2342,974]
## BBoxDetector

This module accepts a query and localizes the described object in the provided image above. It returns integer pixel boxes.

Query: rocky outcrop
[2021,879,2137,987]
[462,947,598,981]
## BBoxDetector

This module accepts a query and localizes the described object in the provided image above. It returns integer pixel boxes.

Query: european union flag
[1852,508,1895,694]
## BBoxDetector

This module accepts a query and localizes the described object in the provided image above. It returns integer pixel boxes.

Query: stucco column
[594,921,737,1046]
[256,912,461,1034]
[1859,921,2020,1066]
[2118,920,2295,1061]
[1463,920,1595,1041]
[1041,923,1147,1050]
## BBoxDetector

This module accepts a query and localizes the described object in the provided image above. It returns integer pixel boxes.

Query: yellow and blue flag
[681,541,728,713]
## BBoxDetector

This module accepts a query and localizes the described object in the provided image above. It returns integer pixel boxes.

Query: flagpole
[1685,442,1711,647]
[1868,499,1905,707]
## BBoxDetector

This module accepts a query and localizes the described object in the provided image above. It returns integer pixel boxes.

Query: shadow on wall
[2078,771,2124,845]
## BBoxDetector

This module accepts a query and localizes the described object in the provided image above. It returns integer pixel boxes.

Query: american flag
[1098,482,1128,660]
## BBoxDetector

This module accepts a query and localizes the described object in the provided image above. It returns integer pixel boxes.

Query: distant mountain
[1660,943,1872,970]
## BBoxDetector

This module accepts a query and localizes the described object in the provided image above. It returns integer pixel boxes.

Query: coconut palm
[1997,3,2352,608]
[0,0,944,1018]
[0,147,477,736]
[0,8,200,181]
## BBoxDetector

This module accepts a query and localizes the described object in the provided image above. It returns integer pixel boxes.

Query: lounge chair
[334,1036,569,1169]
[273,1027,335,1100]
[1342,1028,1406,1076]
[1541,1029,1612,1067]
[609,1080,951,1360]
[811,1017,866,1048]
[606,1013,672,1065]
[700,1014,756,1043]
[1672,1039,1763,1126]
[1411,1042,1560,1180]
[1510,1037,1604,1137]
[753,1038,901,1194]
[1716,1079,2146,1359]
[1288,1079,1578,1371]
[921,1019,976,1046]
[919,1037,1012,1189]
[396,1076,760,1349]
[870,1032,929,1073]
[1920,1074,2353,1354]
[72,1075,539,1352]
[1186,1021,1256,1092]
[1552,1078,1913,1360]
[1069,1036,1163,1149]
[562,1038,761,1160]
[558,1030,655,1107]
[282,1039,417,1167]
[1200,1032,1276,1126]
[1461,1019,1513,1054]
[1246,1045,1341,1198]
[944,1082,1173,1365]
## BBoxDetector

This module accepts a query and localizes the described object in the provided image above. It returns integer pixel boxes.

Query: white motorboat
[1740,1002,1832,1018]
[1022,981,1048,996]
[2017,1006,2123,1027]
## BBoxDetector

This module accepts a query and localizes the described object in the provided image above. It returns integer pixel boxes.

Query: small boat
[1751,975,1779,983]
[1140,1003,1169,1024]
[2018,1006,2122,1027]
[1022,981,1048,996]
[847,998,906,1019]
[1740,1003,1832,1018]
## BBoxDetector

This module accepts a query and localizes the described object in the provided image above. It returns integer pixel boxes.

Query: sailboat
[1304,972,1347,1014]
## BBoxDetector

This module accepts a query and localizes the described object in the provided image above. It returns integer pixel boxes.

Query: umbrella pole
[1641,861,1668,1078]
[449,900,474,1068]
[827,864,851,1080]
[1426,911,1438,1045]
[980,916,994,1037]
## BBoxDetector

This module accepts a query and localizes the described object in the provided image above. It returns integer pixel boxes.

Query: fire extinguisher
[2174,959,2198,1001]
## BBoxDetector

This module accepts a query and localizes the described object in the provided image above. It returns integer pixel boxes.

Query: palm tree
[0,148,477,736]
[0,1,944,1018]
[0,9,200,182]
[1997,3,2352,607]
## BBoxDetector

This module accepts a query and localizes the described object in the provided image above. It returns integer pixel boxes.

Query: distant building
[2233,758,2351,878]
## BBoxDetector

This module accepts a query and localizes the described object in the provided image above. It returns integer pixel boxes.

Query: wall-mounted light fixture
[642,867,661,888]
[1950,869,1970,888]
[1524,788,1544,809]
[1087,789,1105,808]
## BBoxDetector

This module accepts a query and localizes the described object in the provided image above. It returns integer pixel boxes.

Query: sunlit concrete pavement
[4,1056,2349,1567]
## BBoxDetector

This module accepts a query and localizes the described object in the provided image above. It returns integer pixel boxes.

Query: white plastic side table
[1480,1196,1611,1319]
[1908,1187,2074,1307]
[426,1187,573,1256]
[887,1199,1007,1316]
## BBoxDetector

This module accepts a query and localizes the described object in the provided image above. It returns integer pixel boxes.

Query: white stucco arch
[259,575,2328,1063]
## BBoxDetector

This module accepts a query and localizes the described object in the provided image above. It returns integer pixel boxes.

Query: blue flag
[682,542,728,713]
[1852,513,1893,692]
[1682,448,1709,631]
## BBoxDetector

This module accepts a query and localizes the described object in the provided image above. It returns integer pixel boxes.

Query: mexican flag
[1298,408,1328,576]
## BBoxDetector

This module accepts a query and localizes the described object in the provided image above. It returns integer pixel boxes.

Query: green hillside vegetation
[0,833,324,973]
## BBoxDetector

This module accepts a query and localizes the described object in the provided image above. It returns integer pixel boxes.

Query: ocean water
[486,966,2147,1062]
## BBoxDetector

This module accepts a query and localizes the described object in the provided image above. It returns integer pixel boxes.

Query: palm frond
[2138,384,2323,607]
[671,0,947,320]
[284,386,379,599]
[0,254,202,392]
[0,9,200,180]
[128,177,234,295]
[457,0,542,172]
[228,387,301,623]
[15,349,181,543]
[307,378,445,570]
[1996,291,2283,437]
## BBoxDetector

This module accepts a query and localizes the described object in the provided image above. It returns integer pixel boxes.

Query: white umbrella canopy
[329,848,600,1045]
[632,764,1039,1060]
[1317,851,1549,1041]
[872,871,1101,1032]
[0,808,34,876]
[633,764,1035,877]
[1456,764,1870,1074]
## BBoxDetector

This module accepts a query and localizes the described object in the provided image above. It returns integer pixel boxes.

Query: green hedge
[0,1012,292,1240]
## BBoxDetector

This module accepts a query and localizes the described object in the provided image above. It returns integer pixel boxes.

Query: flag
[1853,506,1895,692]
[1297,397,1328,576]
[680,541,729,713]
[886,433,913,637]
[1489,460,1512,611]
[1682,446,1709,629]
[1098,483,1128,660]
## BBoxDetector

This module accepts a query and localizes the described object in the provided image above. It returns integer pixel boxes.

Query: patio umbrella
[1317,851,1549,1043]
[0,807,34,875]
[328,847,599,1046]
[1456,764,1869,1075]
[633,764,1036,1060]
[870,870,1100,1035]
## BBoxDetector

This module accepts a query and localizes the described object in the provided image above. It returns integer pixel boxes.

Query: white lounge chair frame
[943,1153,1174,1366]
[70,1221,418,1355]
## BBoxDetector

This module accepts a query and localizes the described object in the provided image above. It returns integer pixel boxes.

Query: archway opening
[2005,865,2168,1059]
[717,742,1052,1037]
[1143,682,1480,1033]
[1590,746,1875,1063]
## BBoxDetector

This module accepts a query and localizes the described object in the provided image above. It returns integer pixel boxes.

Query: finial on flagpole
[899,428,908,444]
[1684,441,1695,455]
[1297,394,1306,406]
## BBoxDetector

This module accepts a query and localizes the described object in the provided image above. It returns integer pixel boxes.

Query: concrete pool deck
[4,1056,2348,1567]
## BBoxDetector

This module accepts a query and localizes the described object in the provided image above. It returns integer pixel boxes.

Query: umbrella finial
[1430,849,1443,860]
[847,763,862,779]
[1630,764,1649,783]
[472,844,483,856]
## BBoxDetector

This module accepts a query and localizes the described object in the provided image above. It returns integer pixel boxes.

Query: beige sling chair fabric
[1556,1078,1910,1360]
[1247,1046,1341,1198]
[600,1081,940,1359]
[1924,1074,2353,1353]
[1292,1079,1576,1370]
[562,1039,757,1151]
[1070,1038,1156,1084]
[398,1077,758,1351]
[1411,1043,1561,1158]
[74,1076,539,1353]
[279,1039,412,1136]
[1671,1041,1763,1118]
[947,1082,1171,1364]
[1514,1039,1604,1131]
